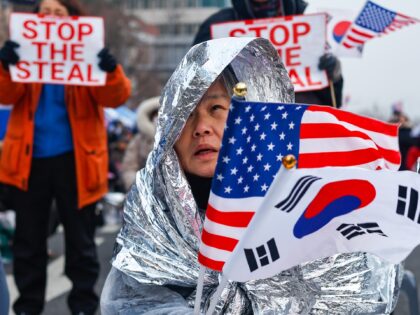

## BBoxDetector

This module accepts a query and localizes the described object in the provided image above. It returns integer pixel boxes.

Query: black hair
[33,0,86,16]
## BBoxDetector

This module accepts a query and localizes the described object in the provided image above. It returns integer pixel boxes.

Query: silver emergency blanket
[102,37,403,314]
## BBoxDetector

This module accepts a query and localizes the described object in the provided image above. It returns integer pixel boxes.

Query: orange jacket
[0,65,131,208]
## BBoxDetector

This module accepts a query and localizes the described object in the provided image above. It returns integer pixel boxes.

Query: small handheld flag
[340,1,420,49]
[223,163,420,282]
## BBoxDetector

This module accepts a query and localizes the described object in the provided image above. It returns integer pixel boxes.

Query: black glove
[0,40,20,71]
[318,53,342,82]
[98,48,117,73]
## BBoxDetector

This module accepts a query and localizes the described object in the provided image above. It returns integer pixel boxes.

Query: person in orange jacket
[0,0,131,314]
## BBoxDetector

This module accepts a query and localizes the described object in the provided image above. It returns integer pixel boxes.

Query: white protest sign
[211,14,328,92]
[9,13,105,86]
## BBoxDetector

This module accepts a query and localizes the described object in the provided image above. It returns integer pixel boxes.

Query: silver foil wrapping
[108,37,402,314]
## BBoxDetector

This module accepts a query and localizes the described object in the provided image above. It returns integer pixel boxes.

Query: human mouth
[194,145,218,158]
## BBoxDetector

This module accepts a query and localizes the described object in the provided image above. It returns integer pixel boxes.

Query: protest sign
[211,14,328,92]
[9,13,105,86]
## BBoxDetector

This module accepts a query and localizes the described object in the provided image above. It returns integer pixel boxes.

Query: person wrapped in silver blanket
[101,37,403,314]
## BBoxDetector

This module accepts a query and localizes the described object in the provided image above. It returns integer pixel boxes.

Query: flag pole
[194,266,206,315]
[329,79,337,108]
[205,276,228,315]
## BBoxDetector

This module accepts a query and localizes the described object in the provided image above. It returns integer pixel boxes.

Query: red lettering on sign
[288,68,305,88]
[23,20,37,39]
[68,63,84,81]
[305,66,322,86]
[277,46,302,67]
[70,44,84,61]
[78,23,93,41]
[248,25,267,37]
[39,20,56,40]
[292,22,310,44]
[32,41,47,58]
[270,24,289,46]
[33,61,48,80]
[288,67,323,89]
[51,62,64,81]
[16,61,30,79]
[286,46,301,67]
[50,43,68,60]
[31,42,85,61]
[229,28,246,37]
[87,64,99,83]
[58,23,75,41]
[22,18,94,43]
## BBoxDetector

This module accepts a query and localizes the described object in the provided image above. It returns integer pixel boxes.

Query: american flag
[198,99,400,271]
[340,1,420,49]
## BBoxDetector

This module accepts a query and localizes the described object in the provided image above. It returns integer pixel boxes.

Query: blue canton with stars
[212,98,307,199]
[355,1,397,33]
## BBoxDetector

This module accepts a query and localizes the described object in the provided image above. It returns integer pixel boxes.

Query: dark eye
[211,104,224,111]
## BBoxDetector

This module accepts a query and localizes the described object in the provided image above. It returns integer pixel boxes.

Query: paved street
[5,223,120,315]
[4,223,420,315]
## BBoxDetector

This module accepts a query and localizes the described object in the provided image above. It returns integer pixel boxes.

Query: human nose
[193,114,212,137]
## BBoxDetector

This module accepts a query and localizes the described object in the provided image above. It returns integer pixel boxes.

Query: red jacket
[0,65,131,208]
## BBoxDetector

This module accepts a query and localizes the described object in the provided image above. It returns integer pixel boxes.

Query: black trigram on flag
[275,176,321,212]
[337,222,387,240]
[396,185,420,223]
[244,238,280,272]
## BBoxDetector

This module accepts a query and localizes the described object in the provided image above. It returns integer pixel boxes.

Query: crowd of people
[0,0,418,314]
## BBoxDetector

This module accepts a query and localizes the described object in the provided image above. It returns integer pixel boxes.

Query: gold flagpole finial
[282,154,297,170]
[233,82,247,98]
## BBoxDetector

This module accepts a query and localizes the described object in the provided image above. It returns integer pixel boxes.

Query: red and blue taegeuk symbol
[332,21,352,43]
[293,180,376,239]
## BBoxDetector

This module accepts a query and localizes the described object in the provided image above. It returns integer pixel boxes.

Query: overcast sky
[306,0,420,121]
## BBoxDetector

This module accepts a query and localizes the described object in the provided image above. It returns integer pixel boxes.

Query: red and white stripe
[198,193,261,271]
[383,13,420,33]
[299,106,400,170]
[341,25,377,49]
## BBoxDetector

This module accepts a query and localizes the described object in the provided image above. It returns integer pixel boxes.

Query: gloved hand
[0,40,20,71]
[318,53,342,82]
[98,48,117,73]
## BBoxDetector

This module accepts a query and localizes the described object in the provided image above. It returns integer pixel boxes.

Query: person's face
[39,0,69,17]
[174,79,230,178]
[250,0,281,17]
